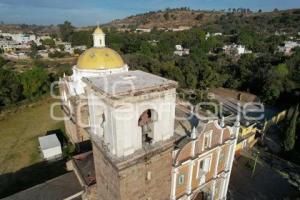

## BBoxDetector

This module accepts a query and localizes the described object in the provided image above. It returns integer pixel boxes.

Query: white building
[0,33,36,44]
[135,28,152,33]
[223,44,252,55]
[174,45,190,56]
[278,41,300,55]
[206,32,223,40]
[38,134,62,160]
[4,52,29,59]
[0,32,40,52]
[74,45,87,51]
[171,26,191,32]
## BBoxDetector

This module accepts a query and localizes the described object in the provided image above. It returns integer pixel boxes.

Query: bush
[195,13,204,20]
[49,51,69,58]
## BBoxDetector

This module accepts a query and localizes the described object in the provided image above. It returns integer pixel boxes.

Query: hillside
[107,9,224,29]
[0,24,58,35]
[106,8,300,32]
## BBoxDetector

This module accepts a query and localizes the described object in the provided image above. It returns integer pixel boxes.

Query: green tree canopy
[20,67,49,99]
[58,21,74,42]
[0,68,22,107]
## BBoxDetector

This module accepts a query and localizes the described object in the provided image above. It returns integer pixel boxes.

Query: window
[197,156,211,178]
[138,109,158,144]
[219,151,225,164]
[204,132,212,149]
[204,157,211,172]
[178,174,185,185]
[199,160,204,170]
[100,113,105,128]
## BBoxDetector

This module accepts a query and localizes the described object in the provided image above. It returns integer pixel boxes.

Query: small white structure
[38,134,62,160]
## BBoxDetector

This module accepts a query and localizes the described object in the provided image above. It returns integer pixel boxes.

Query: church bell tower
[84,70,178,200]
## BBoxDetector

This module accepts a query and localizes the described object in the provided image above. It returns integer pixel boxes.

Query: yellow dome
[93,26,104,35]
[77,47,125,70]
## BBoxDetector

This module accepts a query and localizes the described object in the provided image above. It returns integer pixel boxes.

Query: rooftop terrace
[83,70,177,99]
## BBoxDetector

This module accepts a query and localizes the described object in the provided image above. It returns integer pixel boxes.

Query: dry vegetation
[106,8,300,30]
[108,10,224,29]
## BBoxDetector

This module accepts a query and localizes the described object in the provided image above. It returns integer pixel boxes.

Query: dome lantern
[93,26,105,48]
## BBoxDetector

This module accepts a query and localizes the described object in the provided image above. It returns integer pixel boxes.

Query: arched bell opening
[138,109,158,145]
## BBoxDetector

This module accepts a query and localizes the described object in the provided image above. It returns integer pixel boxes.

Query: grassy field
[0,97,67,197]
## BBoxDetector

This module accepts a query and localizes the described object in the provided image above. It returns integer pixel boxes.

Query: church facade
[60,27,239,200]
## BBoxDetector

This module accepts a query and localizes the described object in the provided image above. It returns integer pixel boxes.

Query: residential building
[0,32,36,44]
[74,45,87,51]
[223,44,252,55]
[278,41,300,55]
[135,28,152,33]
[174,45,190,56]
[4,52,29,59]
[171,26,192,32]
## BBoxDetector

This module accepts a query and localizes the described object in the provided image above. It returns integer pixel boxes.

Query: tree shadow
[0,159,67,198]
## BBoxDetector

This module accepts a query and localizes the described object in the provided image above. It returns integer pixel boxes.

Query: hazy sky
[0,0,299,26]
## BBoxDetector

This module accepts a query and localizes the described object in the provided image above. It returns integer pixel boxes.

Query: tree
[0,56,7,67]
[29,42,39,59]
[20,67,49,99]
[262,63,290,104]
[41,38,55,47]
[163,12,170,21]
[0,69,22,106]
[71,31,93,47]
[195,14,204,21]
[58,21,74,42]
[283,104,299,152]
[160,61,185,86]
[139,42,152,56]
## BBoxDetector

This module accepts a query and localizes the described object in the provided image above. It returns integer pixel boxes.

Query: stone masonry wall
[93,141,174,200]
